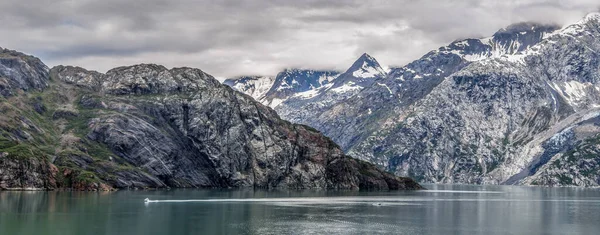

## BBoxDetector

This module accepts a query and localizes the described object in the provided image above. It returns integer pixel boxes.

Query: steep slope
[330,53,387,89]
[260,69,340,108]
[0,49,422,191]
[347,13,600,186]
[275,23,558,155]
[274,53,388,130]
[223,76,275,101]
[0,47,49,96]
[228,15,600,187]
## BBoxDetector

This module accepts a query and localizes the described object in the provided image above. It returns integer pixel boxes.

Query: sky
[1,0,599,79]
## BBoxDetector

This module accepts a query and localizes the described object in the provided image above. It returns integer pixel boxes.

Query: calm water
[1,184,600,235]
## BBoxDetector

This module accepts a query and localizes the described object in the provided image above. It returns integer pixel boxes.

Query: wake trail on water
[142,190,510,204]
[144,197,421,204]
[142,188,600,205]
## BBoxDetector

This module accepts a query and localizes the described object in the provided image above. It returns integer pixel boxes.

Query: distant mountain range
[225,13,600,187]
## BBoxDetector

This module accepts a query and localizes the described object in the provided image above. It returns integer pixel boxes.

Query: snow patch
[269,98,284,108]
[330,81,362,93]
[352,61,385,78]
[376,82,393,94]
[293,83,332,99]
[552,81,592,106]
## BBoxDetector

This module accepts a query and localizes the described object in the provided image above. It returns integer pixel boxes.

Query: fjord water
[1,185,599,235]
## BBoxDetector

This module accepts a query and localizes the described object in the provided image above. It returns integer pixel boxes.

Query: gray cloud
[1,0,599,78]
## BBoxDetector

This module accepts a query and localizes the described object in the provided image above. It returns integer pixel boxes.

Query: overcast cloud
[1,0,599,79]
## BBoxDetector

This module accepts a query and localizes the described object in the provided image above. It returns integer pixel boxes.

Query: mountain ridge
[0,48,422,191]
[226,14,600,187]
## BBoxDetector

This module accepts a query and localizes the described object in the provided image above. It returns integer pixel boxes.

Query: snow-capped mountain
[223,53,386,110]
[223,76,275,100]
[223,13,600,187]
[344,13,600,186]
[275,22,560,155]
[224,68,340,108]
[261,69,340,108]
[273,53,388,128]
[330,53,386,89]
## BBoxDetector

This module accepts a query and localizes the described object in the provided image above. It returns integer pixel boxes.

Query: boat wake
[142,197,422,206]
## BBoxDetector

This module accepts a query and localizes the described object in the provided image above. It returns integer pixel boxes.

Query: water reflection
[1,185,600,235]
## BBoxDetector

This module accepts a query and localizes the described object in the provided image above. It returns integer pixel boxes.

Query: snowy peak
[558,12,600,36]
[329,53,386,92]
[492,22,559,38]
[579,12,600,24]
[261,68,340,107]
[419,21,560,66]
[346,53,386,79]
[488,22,560,55]
[223,75,275,100]
[268,68,339,94]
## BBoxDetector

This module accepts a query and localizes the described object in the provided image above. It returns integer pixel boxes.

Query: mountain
[223,76,275,101]
[223,54,386,111]
[299,22,561,153]
[228,13,600,187]
[330,53,387,89]
[259,69,340,108]
[0,48,422,191]
[336,14,600,186]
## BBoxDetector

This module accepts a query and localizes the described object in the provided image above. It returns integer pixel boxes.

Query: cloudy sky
[1,0,599,79]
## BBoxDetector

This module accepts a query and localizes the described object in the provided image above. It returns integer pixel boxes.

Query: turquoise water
[1,184,600,234]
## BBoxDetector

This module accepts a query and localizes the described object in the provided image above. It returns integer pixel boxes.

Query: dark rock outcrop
[0,47,49,97]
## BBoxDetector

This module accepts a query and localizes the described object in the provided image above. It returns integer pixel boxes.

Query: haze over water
[1,184,599,235]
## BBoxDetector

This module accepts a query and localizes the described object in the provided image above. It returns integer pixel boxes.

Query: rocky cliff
[223,76,275,101]
[0,50,422,191]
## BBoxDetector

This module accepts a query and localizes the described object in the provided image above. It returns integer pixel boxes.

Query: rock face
[345,14,600,186]
[226,69,341,109]
[0,47,49,97]
[223,76,275,101]
[273,53,388,144]
[0,154,58,190]
[0,49,422,191]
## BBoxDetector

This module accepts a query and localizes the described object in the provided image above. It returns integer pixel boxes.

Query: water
[1,184,600,235]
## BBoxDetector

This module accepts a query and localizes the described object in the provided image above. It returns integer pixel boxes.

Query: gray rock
[0,50,422,191]
[0,47,49,96]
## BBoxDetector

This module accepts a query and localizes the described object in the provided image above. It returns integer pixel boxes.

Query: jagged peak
[580,12,600,24]
[493,22,560,37]
[229,75,271,80]
[358,52,377,63]
[0,46,50,96]
[0,47,49,70]
[223,75,274,86]
[345,53,386,79]
[353,53,379,66]
[279,68,339,75]
[557,12,600,36]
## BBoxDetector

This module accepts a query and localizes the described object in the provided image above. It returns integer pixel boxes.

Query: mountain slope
[260,69,340,108]
[223,76,275,101]
[347,13,600,186]
[274,53,388,131]
[304,22,561,152]
[226,14,600,187]
[0,49,422,191]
